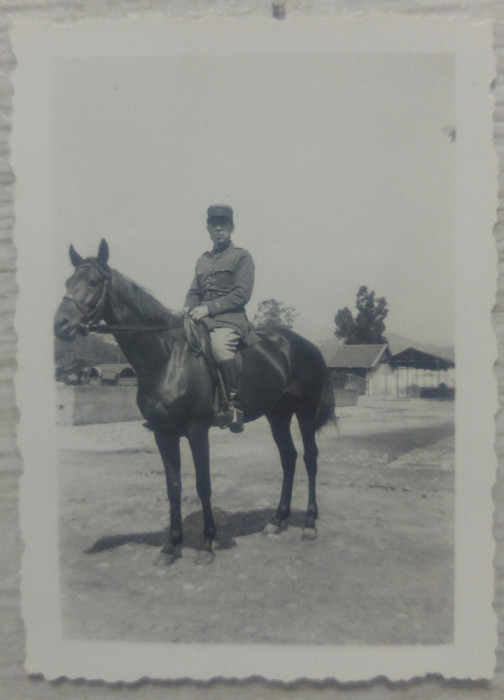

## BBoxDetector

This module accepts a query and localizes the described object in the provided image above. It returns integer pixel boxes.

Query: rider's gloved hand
[189,305,209,321]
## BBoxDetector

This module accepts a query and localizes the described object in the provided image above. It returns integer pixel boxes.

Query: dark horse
[54,240,334,565]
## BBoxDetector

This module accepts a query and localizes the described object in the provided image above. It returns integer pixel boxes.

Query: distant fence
[56,385,142,426]
[414,385,455,400]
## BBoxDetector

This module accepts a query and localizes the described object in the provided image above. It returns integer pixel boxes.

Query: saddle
[182,316,289,427]
[183,314,242,424]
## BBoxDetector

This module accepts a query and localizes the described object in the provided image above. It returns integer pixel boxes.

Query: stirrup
[214,405,244,432]
[229,406,244,433]
[214,410,233,429]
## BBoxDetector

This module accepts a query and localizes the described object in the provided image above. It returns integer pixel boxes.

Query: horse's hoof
[154,551,176,566]
[301,527,317,540]
[154,545,181,566]
[263,522,283,535]
[195,550,215,565]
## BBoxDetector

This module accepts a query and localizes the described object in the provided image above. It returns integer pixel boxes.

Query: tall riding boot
[217,359,244,433]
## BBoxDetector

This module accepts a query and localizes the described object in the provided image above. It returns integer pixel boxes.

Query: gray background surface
[1,1,503,698]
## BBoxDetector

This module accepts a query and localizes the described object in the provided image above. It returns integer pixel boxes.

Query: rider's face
[207,217,234,250]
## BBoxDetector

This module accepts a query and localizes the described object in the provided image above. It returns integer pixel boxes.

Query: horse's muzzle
[54,316,78,341]
[54,297,85,341]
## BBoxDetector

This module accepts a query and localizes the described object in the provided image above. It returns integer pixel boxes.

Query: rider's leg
[217,358,244,433]
[210,328,244,433]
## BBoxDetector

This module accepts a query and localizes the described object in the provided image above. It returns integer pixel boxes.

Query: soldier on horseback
[184,204,256,433]
[55,237,333,562]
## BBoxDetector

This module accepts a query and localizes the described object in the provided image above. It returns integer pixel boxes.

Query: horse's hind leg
[264,411,297,534]
[297,415,319,540]
[187,421,216,565]
[154,430,183,565]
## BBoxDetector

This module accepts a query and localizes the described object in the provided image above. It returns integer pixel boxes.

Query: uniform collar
[206,241,234,258]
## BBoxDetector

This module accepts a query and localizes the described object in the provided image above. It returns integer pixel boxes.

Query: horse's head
[54,239,111,341]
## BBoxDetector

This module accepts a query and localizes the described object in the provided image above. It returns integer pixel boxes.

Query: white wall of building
[368,364,456,397]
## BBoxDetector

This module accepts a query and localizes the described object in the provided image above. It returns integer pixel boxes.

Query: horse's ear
[69,244,83,268]
[97,239,109,265]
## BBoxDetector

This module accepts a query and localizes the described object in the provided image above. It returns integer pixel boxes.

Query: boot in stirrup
[228,392,244,433]
[217,359,244,433]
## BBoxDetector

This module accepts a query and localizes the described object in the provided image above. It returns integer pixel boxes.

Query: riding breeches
[209,328,241,362]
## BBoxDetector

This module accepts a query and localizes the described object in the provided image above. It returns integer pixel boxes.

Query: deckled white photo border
[12,16,497,682]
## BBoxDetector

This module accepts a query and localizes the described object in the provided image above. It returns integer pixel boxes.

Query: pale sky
[51,52,455,345]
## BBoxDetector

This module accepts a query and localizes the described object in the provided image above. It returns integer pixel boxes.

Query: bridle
[63,261,184,336]
[63,263,111,331]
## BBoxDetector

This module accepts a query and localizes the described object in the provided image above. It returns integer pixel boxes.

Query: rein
[82,316,204,361]
[69,261,197,349]
[82,321,181,335]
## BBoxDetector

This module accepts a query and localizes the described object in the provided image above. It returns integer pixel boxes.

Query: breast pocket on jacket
[213,268,234,287]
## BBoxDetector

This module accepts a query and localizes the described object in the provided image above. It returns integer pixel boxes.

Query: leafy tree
[335,286,388,344]
[253,299,298,329]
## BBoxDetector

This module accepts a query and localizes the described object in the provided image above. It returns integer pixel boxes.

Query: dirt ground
[57,396,454,646]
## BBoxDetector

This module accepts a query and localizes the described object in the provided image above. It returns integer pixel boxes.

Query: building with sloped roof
[320,343,390,396]
[322,344,390,372]
[388,347,454,371]
[320,340,455,398]
[387,347,455,398]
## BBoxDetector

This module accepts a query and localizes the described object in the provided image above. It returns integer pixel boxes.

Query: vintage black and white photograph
[13,16,497,682]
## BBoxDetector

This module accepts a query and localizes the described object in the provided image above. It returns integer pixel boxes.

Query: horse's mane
[110,268,181,329]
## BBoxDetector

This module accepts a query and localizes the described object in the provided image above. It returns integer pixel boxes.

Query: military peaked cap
[207,204,233,224]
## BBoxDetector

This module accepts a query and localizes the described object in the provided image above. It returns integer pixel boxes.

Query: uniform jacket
[185,243,256,340]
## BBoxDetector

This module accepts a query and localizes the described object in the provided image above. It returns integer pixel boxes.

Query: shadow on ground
[85,507,308,553]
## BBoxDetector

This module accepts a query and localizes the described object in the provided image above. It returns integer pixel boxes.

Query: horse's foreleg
[187,421,216,565]
[298,416,319,539]
[154,430,183,565]
[265,412,297,534]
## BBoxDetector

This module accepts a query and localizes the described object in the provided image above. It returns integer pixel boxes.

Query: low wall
[334,388,358,407]
[56,385,142,426]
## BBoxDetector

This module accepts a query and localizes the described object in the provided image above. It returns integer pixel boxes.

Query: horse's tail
[314,368,336,431]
